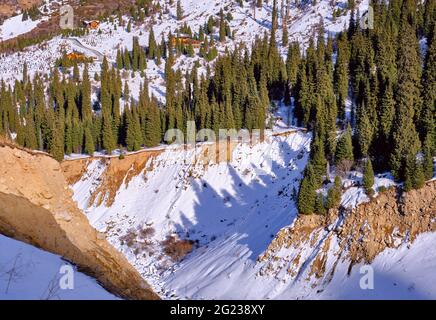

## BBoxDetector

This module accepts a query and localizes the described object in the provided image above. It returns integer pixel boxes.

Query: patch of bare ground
[61,158,92,185]
[162,235,195,262]
[0,0,43,21]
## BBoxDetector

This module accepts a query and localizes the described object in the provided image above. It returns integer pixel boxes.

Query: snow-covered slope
[0,235,116,300]
[315,232,436,300]
[0,0,369,101]
[0,14,45,41]
[70,129,312,298]
[67,129,436,300]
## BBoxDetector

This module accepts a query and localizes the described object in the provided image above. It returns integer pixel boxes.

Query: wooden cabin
[83,20,100,29]
[171,36,202,48]
[66,52,85,60]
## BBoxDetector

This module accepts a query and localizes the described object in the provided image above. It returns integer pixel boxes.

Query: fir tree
[326,176,342,209]
[390,21,422,182]
[363,158,375,196]
[314,193,326,215]
[335,123,354,165]
[298,164,317,215]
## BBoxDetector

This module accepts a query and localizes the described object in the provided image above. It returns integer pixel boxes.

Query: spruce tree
[51,114,65,162]
[420,23,435,151]
[298,164,317,215]
[390,21,422,182]
[116,49,123,69]
[144,98,162,147]
[326,176,342,209]
[24,108,37,150]
[84,125,95,155]
[335,123,354,165]
[311,135,327,186]
[314,193,326,215]
[81,64,92,123]
[412,160,425,190]
[363,158,375,196]
[148,27,157,59]
[102,108,116,154]
[356,102,374,157]
[379,80,395,140]
[423,133,435,180]
[334,32,349,119]
[219,9,226,43]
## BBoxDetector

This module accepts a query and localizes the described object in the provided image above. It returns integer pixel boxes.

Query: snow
[340,172,396,209]
[0,235,116,300]
[3,0,435,300]
[0,14,45,41]
[67,124,435,299]
[0,0,370,103]
[315,232,436,299]
[71,129,312,298]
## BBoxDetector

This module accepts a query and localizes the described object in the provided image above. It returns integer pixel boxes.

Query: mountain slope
[65,129,312,298]
[65,128,436,299]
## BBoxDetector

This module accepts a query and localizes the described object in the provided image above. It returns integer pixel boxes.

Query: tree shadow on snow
[172,137,310,262]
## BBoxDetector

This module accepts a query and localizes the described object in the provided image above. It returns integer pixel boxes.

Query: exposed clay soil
[62,150,163,207]
[0,142,159,300]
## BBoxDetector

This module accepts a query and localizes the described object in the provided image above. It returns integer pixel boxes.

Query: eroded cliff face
[259,181,436,285]
[0,142,159,300]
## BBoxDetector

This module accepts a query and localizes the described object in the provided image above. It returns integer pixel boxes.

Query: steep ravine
[0,142,159,300]
[60,134,436,299]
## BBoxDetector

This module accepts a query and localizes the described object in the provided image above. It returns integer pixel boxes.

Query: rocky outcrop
[259,181,436,283]
[0,142,159,300]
